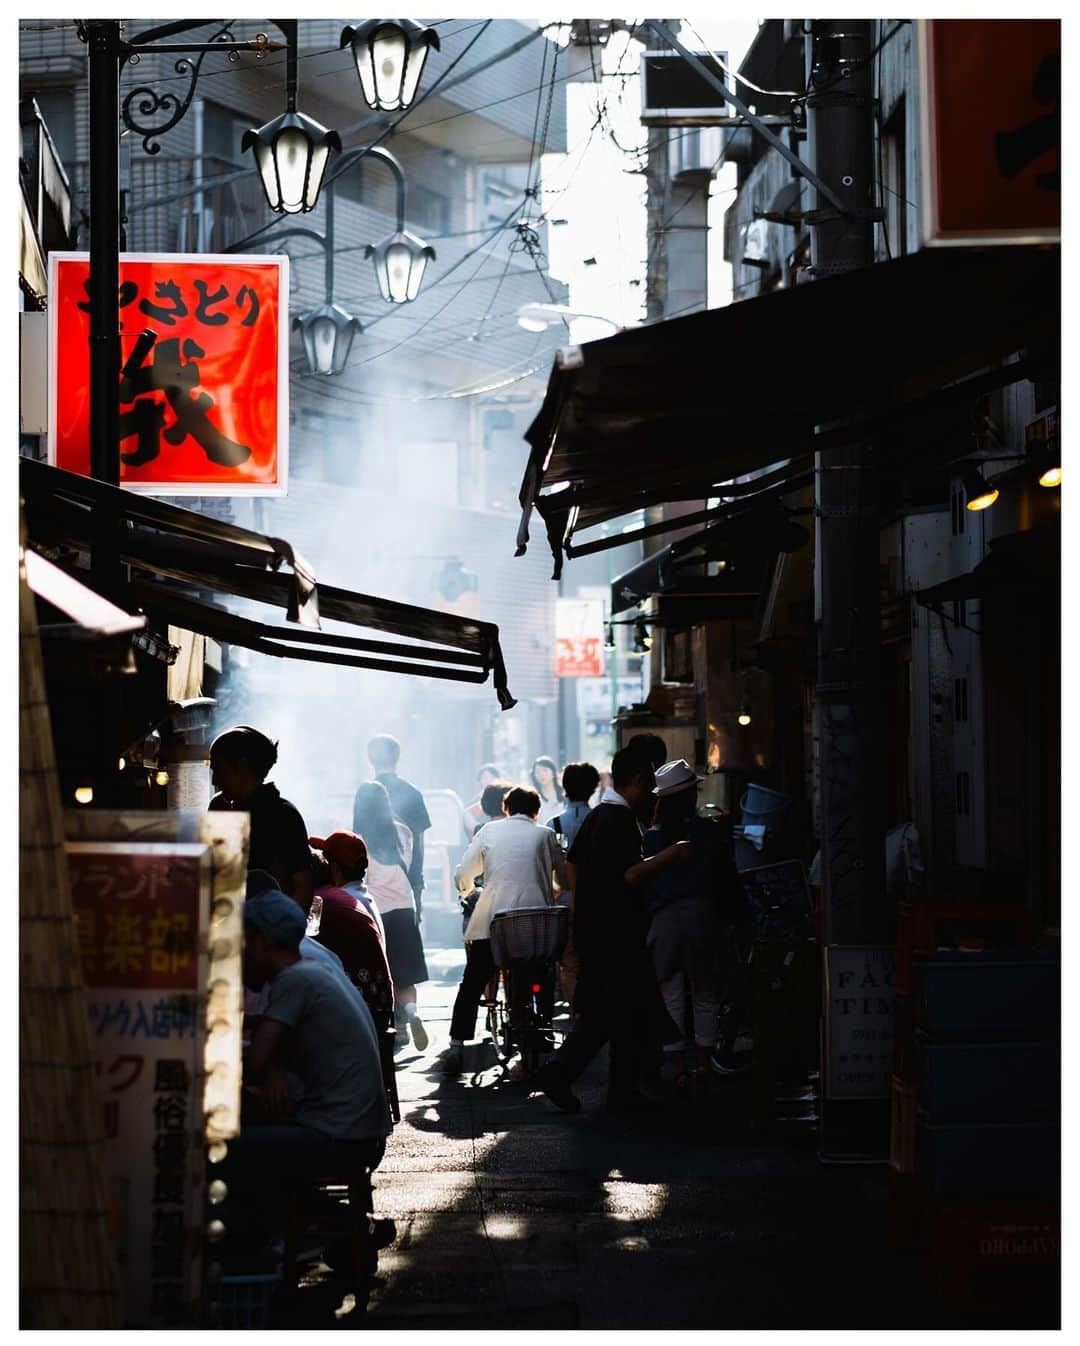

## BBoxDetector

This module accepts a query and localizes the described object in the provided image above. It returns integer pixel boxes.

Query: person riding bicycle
[439,786,567,1074]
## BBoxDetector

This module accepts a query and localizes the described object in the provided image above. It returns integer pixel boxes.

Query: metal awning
[516,245,1059,578]
[611,505,809,618]
[23,546,146,638]
[21,459,516,707]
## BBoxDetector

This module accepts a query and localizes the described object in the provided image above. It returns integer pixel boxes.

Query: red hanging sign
[918,20,1060,246]
[48,252,290,495]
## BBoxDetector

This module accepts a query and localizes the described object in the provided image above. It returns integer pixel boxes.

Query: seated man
[224,889,392,1254]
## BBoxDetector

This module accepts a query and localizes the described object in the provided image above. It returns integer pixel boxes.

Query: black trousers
[542,958,654,1102]
[449,940,554,1044]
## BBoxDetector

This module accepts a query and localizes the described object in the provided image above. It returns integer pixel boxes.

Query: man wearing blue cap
[223,888,392,1257]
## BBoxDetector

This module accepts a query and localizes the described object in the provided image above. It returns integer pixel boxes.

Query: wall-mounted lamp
[962,464,999,512]
[633,619,652,654]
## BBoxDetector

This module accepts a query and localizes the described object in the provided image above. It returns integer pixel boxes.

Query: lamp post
[248,145,435,374]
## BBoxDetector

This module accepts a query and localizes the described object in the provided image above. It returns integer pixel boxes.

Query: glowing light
[74,786,94,805]
[1039,465,1062,488]
[154,769,170,786]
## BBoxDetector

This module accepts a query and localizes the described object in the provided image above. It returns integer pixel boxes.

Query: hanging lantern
[242,110,342,215]
[294,303,363,375]
[366,230,436,303]
[340,19,440,112]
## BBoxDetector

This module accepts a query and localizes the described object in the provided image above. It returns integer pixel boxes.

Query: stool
[281,1165,380,1295]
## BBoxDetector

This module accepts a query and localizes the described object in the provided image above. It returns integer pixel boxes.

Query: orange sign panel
[920,20,1060,245]
[48,252,289,494]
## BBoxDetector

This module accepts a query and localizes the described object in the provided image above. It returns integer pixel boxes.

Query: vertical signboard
[555,597,605,677]
[69,841,211,1326]
[823,945,897,1099]
[918,19,1060,246]
[48,252,289,494]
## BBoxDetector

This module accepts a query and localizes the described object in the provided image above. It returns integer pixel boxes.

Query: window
[954,676,969,723]
[407,181,449,236]
[202,99,251,167]
[881,100,907,258]
[662,627,694,684]
[30,89,76,174]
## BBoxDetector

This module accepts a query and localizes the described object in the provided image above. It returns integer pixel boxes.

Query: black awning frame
[22,460,517,708]
[515,247,1060,579]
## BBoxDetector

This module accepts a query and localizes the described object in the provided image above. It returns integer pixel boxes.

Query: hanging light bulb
[74,785,94,805]
[962,464,999,512]
[737,705,752,727]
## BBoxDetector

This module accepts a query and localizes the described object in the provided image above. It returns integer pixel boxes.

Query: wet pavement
[264,939,1051,1331]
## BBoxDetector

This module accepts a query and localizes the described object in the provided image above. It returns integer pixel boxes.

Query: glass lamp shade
[340,20,440,111]
[366,230,436,303]
[294,304,362,375]
[242,111,342,214]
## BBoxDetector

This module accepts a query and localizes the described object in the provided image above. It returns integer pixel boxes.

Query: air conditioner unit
[640,50,731,126]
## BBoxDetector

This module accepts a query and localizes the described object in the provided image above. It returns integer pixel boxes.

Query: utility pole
[643,18,679,324]
[804,20,886,944]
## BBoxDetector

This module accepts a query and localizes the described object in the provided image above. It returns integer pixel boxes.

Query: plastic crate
[914,951,1059,1035]
[917,1038,1060,1123]
[917,1120,1060,1197]
[214,1273,282,1329]
[489,905,567,967]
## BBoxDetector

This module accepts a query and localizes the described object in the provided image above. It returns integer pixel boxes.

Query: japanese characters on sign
[917,20,1060,246]
[69,841,211,1328]
[555,597,606,678]
[824,945,897,1100]
[48,253,289,495]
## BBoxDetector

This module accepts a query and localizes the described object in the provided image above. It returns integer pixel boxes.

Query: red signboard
[70,847,203,990]
[919,20,1060,246]
[48,252,289,494]
[555,636,605,678]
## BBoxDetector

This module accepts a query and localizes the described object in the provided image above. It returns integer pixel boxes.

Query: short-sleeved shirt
[210,783,311,895]
[373,773,431,896]
[642,816,740,917]
[263,959,391,1142]
[314,884,394,1020]
[567,800,647,967]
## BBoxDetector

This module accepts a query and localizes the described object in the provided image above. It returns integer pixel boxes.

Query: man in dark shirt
[209,726,314,911]
[363,734,431,916]
[533,747,691,1115]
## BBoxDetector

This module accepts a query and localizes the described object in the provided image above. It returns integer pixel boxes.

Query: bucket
[739,783,792,819]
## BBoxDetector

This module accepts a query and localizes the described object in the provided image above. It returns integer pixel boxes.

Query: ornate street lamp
[248,146,433,374]
[294,303,363,376]
[366,230,436,303]
[242,21,341,213]
[340,19,440,111]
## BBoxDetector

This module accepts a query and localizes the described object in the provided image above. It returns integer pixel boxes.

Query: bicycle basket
[489,905,567,966]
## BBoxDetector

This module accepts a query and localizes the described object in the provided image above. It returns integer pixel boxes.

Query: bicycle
[485,905,567,1076]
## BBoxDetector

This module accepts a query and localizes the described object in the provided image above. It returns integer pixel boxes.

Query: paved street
[275,938,1030,1333]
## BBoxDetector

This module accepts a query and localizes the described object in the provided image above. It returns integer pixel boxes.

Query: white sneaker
[409,1015,429,1051]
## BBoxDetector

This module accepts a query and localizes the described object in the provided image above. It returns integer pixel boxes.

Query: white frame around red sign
[46,251,291,496]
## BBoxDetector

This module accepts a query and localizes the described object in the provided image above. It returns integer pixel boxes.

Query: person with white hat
[644,760,740,1091]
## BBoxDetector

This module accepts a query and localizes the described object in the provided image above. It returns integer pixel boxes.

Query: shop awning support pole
[805,20,886,945]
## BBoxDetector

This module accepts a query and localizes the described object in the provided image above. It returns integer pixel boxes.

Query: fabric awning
[611,505,809,617]
[517,245,1059,578]
[21,459,516,707]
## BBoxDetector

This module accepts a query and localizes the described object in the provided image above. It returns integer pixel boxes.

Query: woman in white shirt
[440,786,567,1072]
[531,755,565,826]
[353,781,429,1051]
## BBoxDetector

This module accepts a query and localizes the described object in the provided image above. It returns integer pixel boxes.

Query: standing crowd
[211,724,741,1277]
